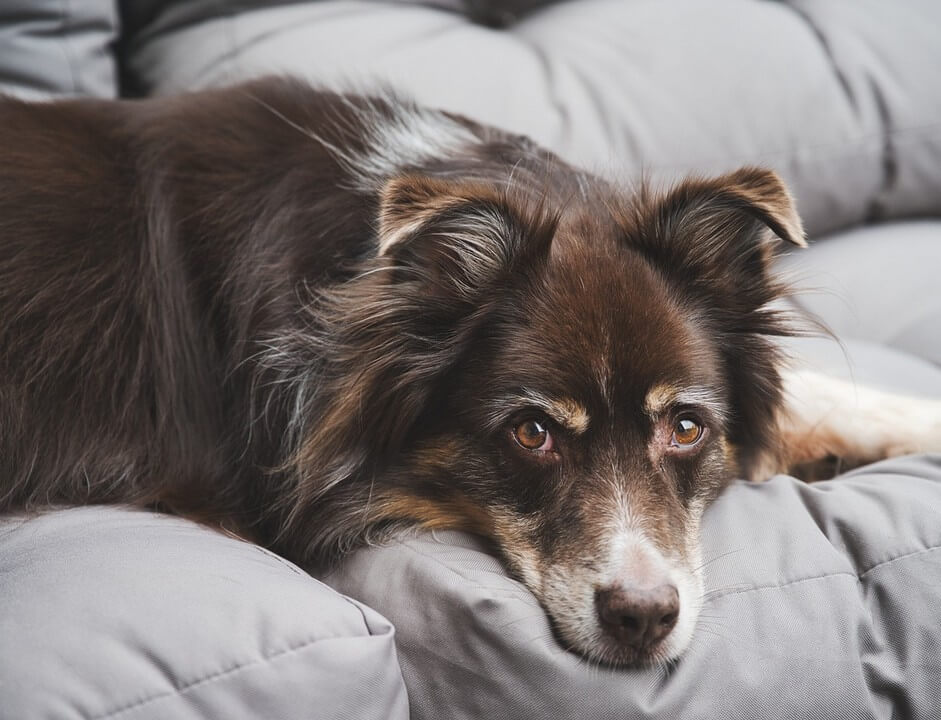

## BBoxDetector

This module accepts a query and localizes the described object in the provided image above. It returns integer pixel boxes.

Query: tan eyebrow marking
[644,384,680,416]
[644,384,728,421]
[501,390,591,434]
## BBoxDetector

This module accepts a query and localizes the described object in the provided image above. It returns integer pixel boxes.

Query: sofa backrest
[0,0,118,99]
[118,0,941,239]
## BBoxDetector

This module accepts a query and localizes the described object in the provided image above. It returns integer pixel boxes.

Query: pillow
[0,0,118,98]
[0,507,408,720]
[326,455,941,719]
[119,0,941,238]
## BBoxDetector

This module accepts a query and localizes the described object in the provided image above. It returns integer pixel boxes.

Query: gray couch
[1,1,940,718]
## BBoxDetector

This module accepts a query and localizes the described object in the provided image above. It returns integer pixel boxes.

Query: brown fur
[0,77,805,665]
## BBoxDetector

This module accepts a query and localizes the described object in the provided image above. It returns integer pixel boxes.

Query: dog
[1,77,938,667]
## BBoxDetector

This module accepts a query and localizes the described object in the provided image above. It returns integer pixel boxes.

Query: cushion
[0,507,408,720]
[119,0,941,238]
[781,335,941,398]
[777,220,941,369]
[0,0,118,98]
[326,455,941,719]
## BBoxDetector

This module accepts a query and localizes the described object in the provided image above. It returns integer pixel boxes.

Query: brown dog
[1,78,936,665]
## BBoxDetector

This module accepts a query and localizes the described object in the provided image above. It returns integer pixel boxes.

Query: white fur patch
[598,522,702,664]
[252,91,476,195]
[357,102,476,188]
[761,368,941,479]
[538,474,705,665]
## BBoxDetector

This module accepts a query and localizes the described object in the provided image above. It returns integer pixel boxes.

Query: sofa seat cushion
[326,456,941,720]
[0,507,408,720]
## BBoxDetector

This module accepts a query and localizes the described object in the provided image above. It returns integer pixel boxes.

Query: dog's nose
[595,584,679,648]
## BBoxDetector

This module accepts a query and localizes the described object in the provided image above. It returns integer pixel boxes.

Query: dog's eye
[513,419,554,452]
[672,418,703,447]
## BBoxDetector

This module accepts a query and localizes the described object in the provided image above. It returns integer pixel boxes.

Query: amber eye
[672,417,703,447]
[513,419,554,452]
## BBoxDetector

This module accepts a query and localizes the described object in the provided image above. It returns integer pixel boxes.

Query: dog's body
[1,78,938,666]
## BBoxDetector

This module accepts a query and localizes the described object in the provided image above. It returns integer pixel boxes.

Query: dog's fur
[2,78,938,666]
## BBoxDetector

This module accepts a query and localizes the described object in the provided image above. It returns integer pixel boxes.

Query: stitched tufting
[703,543,941,604]
[90,636,335,720]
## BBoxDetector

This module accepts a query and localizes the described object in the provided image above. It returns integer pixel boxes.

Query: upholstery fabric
[778,220,941,369]
[0,507,409,720]
[780,335,941,399]
[0,0,118,99]
[120,0,941,238]
[326,456,941,720]
[2,2,940,718]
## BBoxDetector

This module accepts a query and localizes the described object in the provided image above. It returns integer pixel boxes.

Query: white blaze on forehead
[644,383,728,421]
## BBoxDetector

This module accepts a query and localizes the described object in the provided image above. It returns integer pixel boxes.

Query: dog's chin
[579,635,678,668]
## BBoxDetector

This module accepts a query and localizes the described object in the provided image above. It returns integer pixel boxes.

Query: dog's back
[0,79,551,528]
[0,82,377,520]
[0,96,178,509]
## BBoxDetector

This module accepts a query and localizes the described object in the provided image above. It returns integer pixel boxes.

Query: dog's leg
[751,369,941,481]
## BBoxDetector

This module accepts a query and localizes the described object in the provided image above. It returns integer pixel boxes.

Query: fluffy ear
[638,167,804,316]
[376,175,554,305]
[282,174,555,535]
[633,168,805,476]
[377,175,463,256]
[686,166,806,249]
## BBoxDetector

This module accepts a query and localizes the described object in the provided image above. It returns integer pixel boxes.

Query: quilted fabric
[0,508,409,720]
[120,0,941,238]
[326,455,941,720]
[778,221,941,369]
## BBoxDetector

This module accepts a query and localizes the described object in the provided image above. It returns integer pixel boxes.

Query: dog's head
[288,166,803,666]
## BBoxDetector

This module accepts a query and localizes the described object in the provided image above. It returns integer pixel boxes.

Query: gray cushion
[0,507,408,720]
[780,335,941,399]
[777,220,941,369]
[326,455,941,719]
[120,0,941,239]
[0,0,118,99]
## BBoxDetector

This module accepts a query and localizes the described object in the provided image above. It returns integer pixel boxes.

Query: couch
[1,1,940,718]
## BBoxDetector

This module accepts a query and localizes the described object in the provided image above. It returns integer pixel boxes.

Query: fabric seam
[706,543,941,602]
[397,537,941,606]
[89,635,350,720]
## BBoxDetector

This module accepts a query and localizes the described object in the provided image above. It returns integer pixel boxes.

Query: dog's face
[294,166,803,666]
[439,231,733,666]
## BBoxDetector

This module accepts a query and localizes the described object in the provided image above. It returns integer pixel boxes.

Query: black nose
[595,584,679,649]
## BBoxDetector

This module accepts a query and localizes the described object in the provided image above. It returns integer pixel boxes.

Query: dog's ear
[670,166,806,250]
[635,168,805,476]
[283,175,556,530]
[639,167,804,315]
[376,174,554,304]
